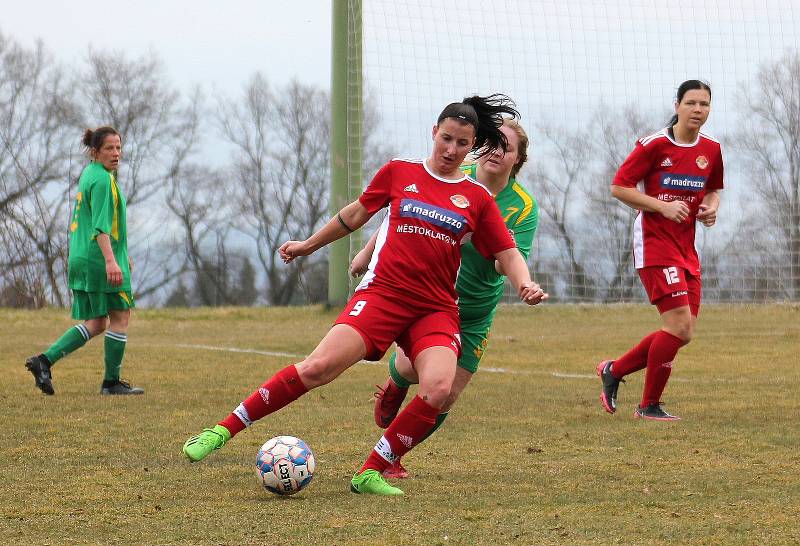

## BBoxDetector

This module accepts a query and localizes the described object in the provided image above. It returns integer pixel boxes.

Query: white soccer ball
[255,435,316,495]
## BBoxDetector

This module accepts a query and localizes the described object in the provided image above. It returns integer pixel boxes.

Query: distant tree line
[1,28,798,307]
[0,30,392,308]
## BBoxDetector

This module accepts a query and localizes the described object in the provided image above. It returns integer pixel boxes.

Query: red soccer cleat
[373,378,409,428]
[382,458,410,479]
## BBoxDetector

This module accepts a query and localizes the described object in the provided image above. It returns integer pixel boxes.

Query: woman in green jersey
[25,126,143,396]
[351,119,539,478]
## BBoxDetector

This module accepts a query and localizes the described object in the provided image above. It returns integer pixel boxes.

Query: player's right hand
[279,241,311,264]
[659,200,690,223]
[105,260,123,286]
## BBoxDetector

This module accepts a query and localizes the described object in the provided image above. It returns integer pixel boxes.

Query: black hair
[436,94,519,158]
[82,126,120,151]
[668,80,712,127]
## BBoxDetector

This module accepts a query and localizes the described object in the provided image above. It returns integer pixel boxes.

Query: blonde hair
[503,118,529,178]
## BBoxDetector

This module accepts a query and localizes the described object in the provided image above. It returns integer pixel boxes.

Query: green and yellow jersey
[457,162,538,312]
[451,162,538,371]
[67,162,131,293]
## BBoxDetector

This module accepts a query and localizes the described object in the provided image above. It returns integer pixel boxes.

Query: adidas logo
[403,184,419,193]
[258,387,270,404]
[396,433,413,448]
[660,157,673,167]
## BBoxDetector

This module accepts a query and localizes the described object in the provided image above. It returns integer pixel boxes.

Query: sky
[1,0,333,96]
[3,0,797,154]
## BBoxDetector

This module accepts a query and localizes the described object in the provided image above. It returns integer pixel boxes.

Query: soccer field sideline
[152,341,756,384]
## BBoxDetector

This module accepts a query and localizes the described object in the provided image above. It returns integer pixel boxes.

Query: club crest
[450,194,469,208]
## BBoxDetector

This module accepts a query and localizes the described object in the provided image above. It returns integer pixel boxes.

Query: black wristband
[337,213,355,233]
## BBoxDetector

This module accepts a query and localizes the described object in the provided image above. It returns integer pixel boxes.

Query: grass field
[1,304,798,545]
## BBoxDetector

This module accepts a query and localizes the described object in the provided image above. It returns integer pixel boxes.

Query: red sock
[611,331,659,378]
[219,364,309,437]
[360,395,439,474]
[641,331,684,407]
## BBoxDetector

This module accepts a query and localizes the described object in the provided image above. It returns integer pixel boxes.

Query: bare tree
[733,49,800,298]
[165,164,239,306]
[0,32,80,306]
[534,124,596,301]
[586,105,653,301]
[218,75,330,305]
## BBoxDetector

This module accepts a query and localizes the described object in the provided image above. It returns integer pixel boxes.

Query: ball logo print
[255,436,316,496]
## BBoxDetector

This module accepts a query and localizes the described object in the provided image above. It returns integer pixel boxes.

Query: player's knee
[670,321,693,343]
[84,318,106,337]
[420,379,451,408]
[296,357,338,388]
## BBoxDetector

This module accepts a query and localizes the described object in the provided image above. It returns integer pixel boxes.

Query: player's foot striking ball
[350,469,404,496]
[182,425,231,462]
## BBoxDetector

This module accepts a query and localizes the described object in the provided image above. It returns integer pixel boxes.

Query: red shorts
[335,287,461,362]
[638,266,701,316]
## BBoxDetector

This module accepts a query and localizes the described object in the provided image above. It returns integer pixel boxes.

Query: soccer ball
[255,435,316,495]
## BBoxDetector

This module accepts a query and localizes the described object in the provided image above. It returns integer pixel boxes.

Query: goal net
[357,0,800,303]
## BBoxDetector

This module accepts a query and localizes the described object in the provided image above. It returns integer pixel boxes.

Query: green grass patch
[1,304,798,544]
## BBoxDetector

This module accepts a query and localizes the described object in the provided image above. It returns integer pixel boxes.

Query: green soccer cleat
[182,425,231,462]
[350,469,404,496]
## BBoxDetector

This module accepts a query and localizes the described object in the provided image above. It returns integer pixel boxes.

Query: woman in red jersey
[182,94,547,496]
[596,80,723,421]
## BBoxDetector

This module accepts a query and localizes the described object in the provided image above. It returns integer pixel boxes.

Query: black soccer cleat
[26,354,54,395]
[100,379,144,395]
[634,403,681,421]
[596,360,623,414]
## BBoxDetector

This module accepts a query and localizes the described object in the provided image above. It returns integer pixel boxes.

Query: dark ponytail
[82,126,120,152]
[437,94,519,158]
[668,80,711,127]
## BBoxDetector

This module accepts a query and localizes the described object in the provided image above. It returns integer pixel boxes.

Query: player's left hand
[518,282,548,305]
[349,249,371,277]
[696,204,717,226]
[279,241,311,264]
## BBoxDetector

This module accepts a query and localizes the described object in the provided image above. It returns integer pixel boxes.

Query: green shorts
[71,289,135,320]
[457,306,498,374]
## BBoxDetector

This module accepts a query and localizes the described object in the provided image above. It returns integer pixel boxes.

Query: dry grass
[1,304,798,545]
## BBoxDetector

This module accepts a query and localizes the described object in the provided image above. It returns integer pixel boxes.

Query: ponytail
[437,94,519,158]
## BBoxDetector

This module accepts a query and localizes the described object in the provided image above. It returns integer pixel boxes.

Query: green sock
[103,331,127,381]
[420,412,449,443]
[43,324,90,365]
[388,352,413,388]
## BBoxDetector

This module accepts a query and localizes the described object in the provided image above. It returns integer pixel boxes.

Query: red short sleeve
[471,198,516,258]
[613,141,652,188]
[359,162,393,214]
